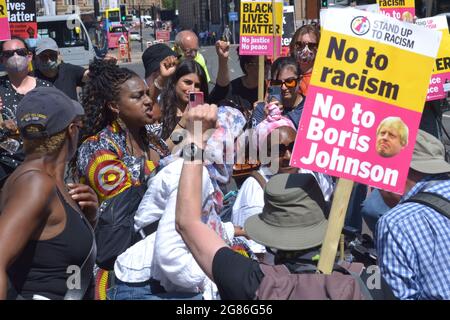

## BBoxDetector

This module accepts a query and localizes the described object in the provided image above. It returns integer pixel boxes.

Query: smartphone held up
[188,91,204,108]
[267,86,282,104]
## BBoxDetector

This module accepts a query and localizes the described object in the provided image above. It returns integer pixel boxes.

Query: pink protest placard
[0,17,11,41]
[239,35,281,56]
[0,0,10,41]
[291,8,440,194]
[417,16,450,101]
[377,0,415,22]
[239,0,283,56]
[291,87,420,194]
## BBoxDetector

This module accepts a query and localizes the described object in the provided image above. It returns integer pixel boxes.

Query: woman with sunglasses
[233,105,335,260]
[0,38,51,125]
[232,106,297,258]
[251,56,304,129]
[0,37,52,188]
[289,24,321,96]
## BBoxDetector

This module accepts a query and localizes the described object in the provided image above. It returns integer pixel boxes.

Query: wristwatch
[182,142,203,161]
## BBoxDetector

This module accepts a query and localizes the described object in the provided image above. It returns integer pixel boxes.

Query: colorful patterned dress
[77,121,169,203]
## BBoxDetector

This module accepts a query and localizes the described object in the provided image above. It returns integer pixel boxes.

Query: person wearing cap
[0,87,98,300]
[33,37,88,101]
[375,130,450,300]
[0,37,51,187]
[172,104,326,299]
[141,43,177,137]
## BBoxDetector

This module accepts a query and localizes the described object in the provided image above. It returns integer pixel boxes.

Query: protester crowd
[0,22,449,301]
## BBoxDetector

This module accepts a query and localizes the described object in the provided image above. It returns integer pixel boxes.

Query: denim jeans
[107,279,203,300]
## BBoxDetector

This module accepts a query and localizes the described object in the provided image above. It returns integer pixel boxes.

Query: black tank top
[8,187,93,300]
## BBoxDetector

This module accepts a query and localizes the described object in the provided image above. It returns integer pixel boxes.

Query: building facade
[47,0,162,16]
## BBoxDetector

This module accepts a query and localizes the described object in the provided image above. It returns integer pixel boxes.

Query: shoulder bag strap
[405,191,450,219]
[250,170,267,190]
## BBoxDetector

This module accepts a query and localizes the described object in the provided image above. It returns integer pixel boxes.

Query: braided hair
[79,58,139,143]
[67,59,140,180]
[159,59,209,140]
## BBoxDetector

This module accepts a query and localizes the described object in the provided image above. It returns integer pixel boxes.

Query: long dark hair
[159,59,209,140]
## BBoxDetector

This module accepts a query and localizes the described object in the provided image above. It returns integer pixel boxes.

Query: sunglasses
[277,142,295,156]
[1,48,29,59]
[270,78,299,88]
[294,41,318,50]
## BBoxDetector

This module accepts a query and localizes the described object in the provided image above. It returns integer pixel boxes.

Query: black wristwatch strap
[182,143,203,161]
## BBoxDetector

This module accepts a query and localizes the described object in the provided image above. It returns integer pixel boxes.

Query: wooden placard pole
[317,178,354,274]
[272,0,277,61]
[258,55,265,102]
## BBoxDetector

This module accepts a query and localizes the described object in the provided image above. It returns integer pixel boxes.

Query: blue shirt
[375,175,450,300]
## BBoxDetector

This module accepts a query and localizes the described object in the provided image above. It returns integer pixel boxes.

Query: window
[110,26,127,33]
[211,0,220,24]
[108,11,120,22]
[38,21,88,48]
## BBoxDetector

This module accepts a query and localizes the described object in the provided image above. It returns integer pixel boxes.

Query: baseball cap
[142,43,177,78]
[17,87,85,139]
[35,37,59,55]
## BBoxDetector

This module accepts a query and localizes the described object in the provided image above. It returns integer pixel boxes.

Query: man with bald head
[174,30,211,83]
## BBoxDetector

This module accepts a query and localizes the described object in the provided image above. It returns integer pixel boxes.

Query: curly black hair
[159,59,209,140]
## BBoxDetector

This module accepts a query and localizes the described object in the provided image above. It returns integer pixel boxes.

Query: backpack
[255,262,373,300]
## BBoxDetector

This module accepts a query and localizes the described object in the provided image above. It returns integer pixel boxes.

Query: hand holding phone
[267,86,282,104]
[188,91,204,108]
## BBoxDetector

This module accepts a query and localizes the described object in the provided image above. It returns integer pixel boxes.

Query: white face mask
[296,45,316,63]
[5,54,29,74]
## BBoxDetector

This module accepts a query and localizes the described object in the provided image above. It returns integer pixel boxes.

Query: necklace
[126,132,150,161]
